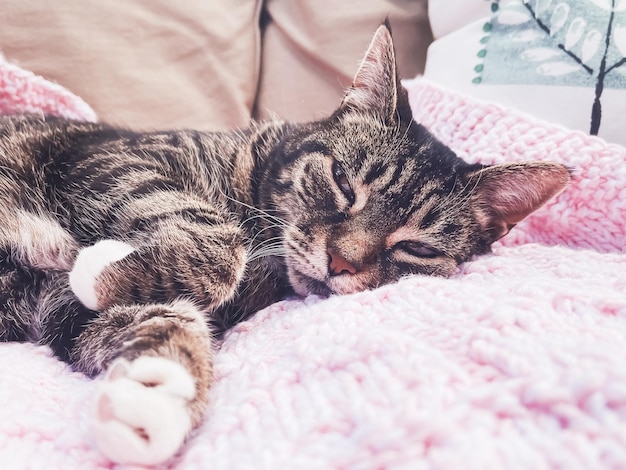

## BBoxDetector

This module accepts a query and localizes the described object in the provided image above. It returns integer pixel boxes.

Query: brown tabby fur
[0,24,570,463]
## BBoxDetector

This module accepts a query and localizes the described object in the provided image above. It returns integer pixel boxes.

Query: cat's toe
[69,239,135,310]
[93,356,195,465]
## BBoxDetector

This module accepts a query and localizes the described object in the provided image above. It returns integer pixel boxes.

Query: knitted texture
[405,77,625,254]
[1,75,625,469]
[0,55,96,122]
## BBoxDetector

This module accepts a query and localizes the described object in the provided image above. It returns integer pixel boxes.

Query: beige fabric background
[0,1,432,131]
[255,0,432,122]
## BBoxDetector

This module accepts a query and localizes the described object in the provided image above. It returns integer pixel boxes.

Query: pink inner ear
[340,24,398,120]
[471,162,572,239]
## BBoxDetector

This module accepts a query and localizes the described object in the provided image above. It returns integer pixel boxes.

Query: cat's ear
[339,22,413,123]
[469,162,572,240]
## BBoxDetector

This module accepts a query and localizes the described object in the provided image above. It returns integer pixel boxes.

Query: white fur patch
[1,210,78,270]
[94,356,195,465]
[69,239,135,310]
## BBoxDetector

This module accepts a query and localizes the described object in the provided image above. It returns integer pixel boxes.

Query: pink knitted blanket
[0,56,96,122]
[1,61,625,469]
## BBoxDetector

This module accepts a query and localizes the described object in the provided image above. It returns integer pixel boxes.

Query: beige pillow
[0,1,259,130]
[0,1,432,130]
[254,0,432,122]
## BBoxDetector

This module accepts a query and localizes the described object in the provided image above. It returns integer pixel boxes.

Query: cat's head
[267,23,571,297]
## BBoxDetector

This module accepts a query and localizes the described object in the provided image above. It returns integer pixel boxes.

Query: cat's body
[0,25,571,464]
[2,116,290,345]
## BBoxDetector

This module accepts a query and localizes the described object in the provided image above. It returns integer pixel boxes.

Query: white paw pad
[69,239,135,310]
[94,356,196,465]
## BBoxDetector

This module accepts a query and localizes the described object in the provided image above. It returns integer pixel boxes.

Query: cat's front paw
[69,239,135,310]
[94,356,195,465]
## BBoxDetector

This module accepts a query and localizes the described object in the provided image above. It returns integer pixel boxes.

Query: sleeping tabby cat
[0,25,570,464]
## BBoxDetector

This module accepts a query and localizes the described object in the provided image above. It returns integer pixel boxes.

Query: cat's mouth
[288,268,334,297]
[289,267,374,298]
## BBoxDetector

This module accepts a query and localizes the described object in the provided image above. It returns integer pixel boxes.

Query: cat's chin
[289,268,375,298]
[288,269,333,298]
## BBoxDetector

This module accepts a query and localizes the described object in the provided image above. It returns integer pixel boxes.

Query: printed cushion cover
[424,0,626,146]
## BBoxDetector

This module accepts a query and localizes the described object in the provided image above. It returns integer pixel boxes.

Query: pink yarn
[1,74,625,468]
[0,56,96,121]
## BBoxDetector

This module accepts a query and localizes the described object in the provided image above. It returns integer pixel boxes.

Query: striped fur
[0,25,571,464]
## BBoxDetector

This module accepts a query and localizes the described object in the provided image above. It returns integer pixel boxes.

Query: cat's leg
[64,196,246,463]
[3,210,79,271]
[0,259,39,342]
[0,197,83,345]
[68,196,247,314]
[0,167,79,272]
[70,299,212,465]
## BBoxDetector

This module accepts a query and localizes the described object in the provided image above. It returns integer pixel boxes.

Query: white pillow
[424,0,626,146]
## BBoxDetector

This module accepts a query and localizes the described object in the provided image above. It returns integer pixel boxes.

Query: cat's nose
[327,248,358,276]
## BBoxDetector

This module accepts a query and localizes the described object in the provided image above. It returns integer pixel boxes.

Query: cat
[0,24,571,465]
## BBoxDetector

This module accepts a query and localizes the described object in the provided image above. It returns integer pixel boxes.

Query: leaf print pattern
[478,0,626,134]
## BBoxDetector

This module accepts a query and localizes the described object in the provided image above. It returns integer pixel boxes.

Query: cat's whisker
[227,200,301,247]
[246,225,287,250]
[431,172,480,220]
[399,116,415,146]
[428,176,462,216]
[226,195,309,246]
[249,243,286,254]
[222,193,291,229]
[387,115,415,158]
[247,249,288,263]
[442,172,483,218]
[240,214,283,229]
[248,237,285,253]
[247,238,288,262]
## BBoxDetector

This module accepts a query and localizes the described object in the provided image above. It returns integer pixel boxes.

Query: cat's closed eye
[396,241,443,259]
[332,161,355,204]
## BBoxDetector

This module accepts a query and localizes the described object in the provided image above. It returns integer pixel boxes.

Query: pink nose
[328,248,357,276]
